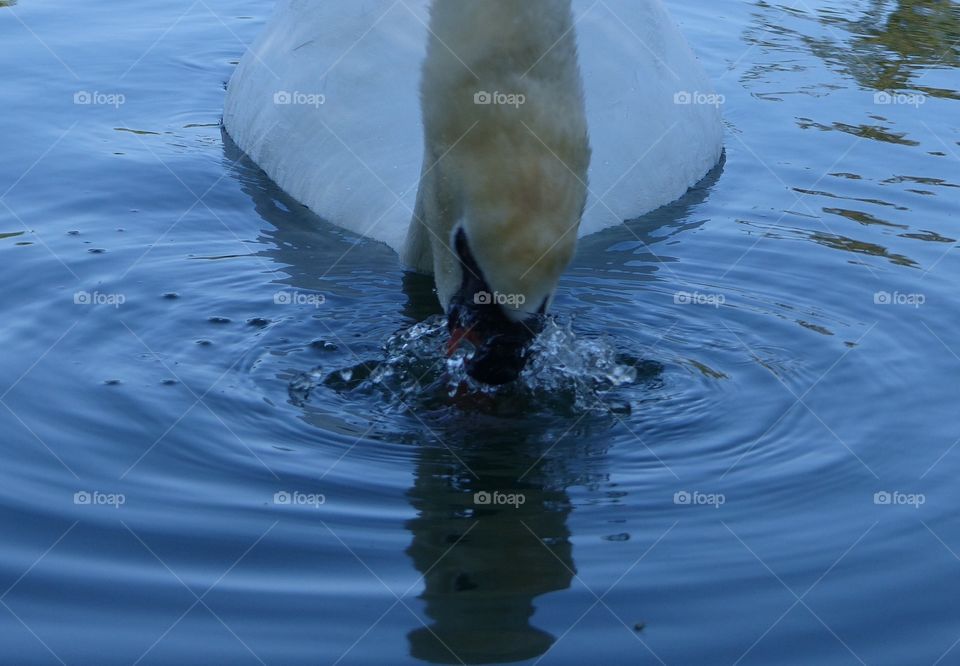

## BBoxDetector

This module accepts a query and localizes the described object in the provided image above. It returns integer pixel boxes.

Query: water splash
[289,316,660,415]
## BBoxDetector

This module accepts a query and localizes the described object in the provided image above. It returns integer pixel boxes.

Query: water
[1,0,958,664]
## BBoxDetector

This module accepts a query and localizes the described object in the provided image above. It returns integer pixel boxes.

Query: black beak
[447,230,545,386]
[447,299,541,385]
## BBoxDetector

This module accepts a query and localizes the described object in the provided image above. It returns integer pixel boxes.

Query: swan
[224,0,723,384]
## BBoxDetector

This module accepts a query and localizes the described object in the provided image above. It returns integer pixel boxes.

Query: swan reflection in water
[222,130,722,663]
[404,423,577,664]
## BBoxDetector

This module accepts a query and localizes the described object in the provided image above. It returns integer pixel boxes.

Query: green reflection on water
[811,0,960,96]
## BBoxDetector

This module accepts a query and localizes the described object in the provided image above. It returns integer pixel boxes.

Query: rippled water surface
[1,0,959,664]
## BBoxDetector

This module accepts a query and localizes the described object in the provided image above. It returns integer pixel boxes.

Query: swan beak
[447,228,545,385]
[446,300,541,386]
[446,325,481,357]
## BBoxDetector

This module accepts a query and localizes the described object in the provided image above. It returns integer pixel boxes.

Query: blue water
[1,0,959,664]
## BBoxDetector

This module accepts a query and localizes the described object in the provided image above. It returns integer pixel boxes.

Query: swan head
[442,159,587,384]
[412,0,591,384]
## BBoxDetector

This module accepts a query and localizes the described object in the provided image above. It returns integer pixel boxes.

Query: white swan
[225,0,722,383]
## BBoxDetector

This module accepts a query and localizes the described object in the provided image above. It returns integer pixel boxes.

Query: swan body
[224,0,723,382]
[225,0,722,247]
